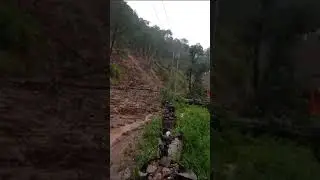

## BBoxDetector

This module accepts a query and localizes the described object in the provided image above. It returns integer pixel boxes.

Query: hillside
[109,52,165,179]
[110,52,163,127]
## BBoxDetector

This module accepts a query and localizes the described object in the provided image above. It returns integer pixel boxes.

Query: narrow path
[110,114,153,147]
[110,114,154,180]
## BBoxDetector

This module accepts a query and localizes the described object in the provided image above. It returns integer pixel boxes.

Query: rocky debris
[141,159,197,180]
[138,103,197,180]
[162,102,177,135]
[168,137,183,162]
[121,167,132,180]
[159,102,182,161]
[110,44,163,180]
[110,88,160,129]
[146,162,158,174]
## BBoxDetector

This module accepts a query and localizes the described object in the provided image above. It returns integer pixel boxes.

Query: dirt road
[110,114,154,179]
[109,53,162,179]
[110,86,160,179]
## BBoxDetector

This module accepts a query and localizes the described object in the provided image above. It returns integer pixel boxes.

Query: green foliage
[187,82,207,101]
[110,0,209,74]
[110,0,211,104]
[110,64,121,78]
[175,105,210,180]
[111,0,175,59]
[110,64,122,85]
[135,105,210,180]
[160,88,185,105]
[212,130,320,180]
[185,43,209,100]
[135,117,161,168]
[189,43,204,63]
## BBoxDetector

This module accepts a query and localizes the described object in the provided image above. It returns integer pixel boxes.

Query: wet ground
[110,87,160,179]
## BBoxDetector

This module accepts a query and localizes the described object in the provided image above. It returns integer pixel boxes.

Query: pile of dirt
[111,54,163,89]
[110,53,163,128]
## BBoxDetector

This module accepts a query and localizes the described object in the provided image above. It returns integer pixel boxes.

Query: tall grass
[175,105,210,179]
[135,117,161,168]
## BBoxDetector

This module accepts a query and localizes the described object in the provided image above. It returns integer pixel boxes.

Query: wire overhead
[161,0,172,30]
[152,3,162,26]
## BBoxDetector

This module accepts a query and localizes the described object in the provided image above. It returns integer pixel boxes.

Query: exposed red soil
[110,53,163,179]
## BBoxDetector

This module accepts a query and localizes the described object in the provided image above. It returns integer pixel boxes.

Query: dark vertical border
[106,0,111,179]
[0,0,110,179]
[210,0,219,179]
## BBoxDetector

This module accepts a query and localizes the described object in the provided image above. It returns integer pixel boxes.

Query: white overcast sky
[125,1,210,49]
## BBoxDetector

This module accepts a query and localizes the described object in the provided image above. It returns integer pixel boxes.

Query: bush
[110,64,122,84]
[187,81,207,101]
[160,87,186,106]
[160,88,176,104]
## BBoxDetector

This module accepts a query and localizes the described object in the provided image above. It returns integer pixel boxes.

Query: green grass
[175,105,210,179]
[135,105,210,180]
[110,64,123,85]
[135,104,320,180]
[212,130,320,180]
[135,117,161,168]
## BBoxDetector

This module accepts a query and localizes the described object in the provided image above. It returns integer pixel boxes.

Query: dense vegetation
[110,0,210,99]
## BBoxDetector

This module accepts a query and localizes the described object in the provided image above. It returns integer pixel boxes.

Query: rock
[159,156,171,167]
[162,167,171,177]
[146,164,157,174]
[154,172,162,180]
[168,138,183,162]
[121,168,131,180]
[177,171,198,180]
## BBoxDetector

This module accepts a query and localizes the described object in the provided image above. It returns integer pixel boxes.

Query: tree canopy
[110,0,209,70]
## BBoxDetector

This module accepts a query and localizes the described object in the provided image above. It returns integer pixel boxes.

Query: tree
[186,44,206,98]
[110,0,142,53]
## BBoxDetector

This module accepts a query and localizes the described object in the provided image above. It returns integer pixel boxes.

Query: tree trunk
[110,26,118,55]
[188,69,192,94]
